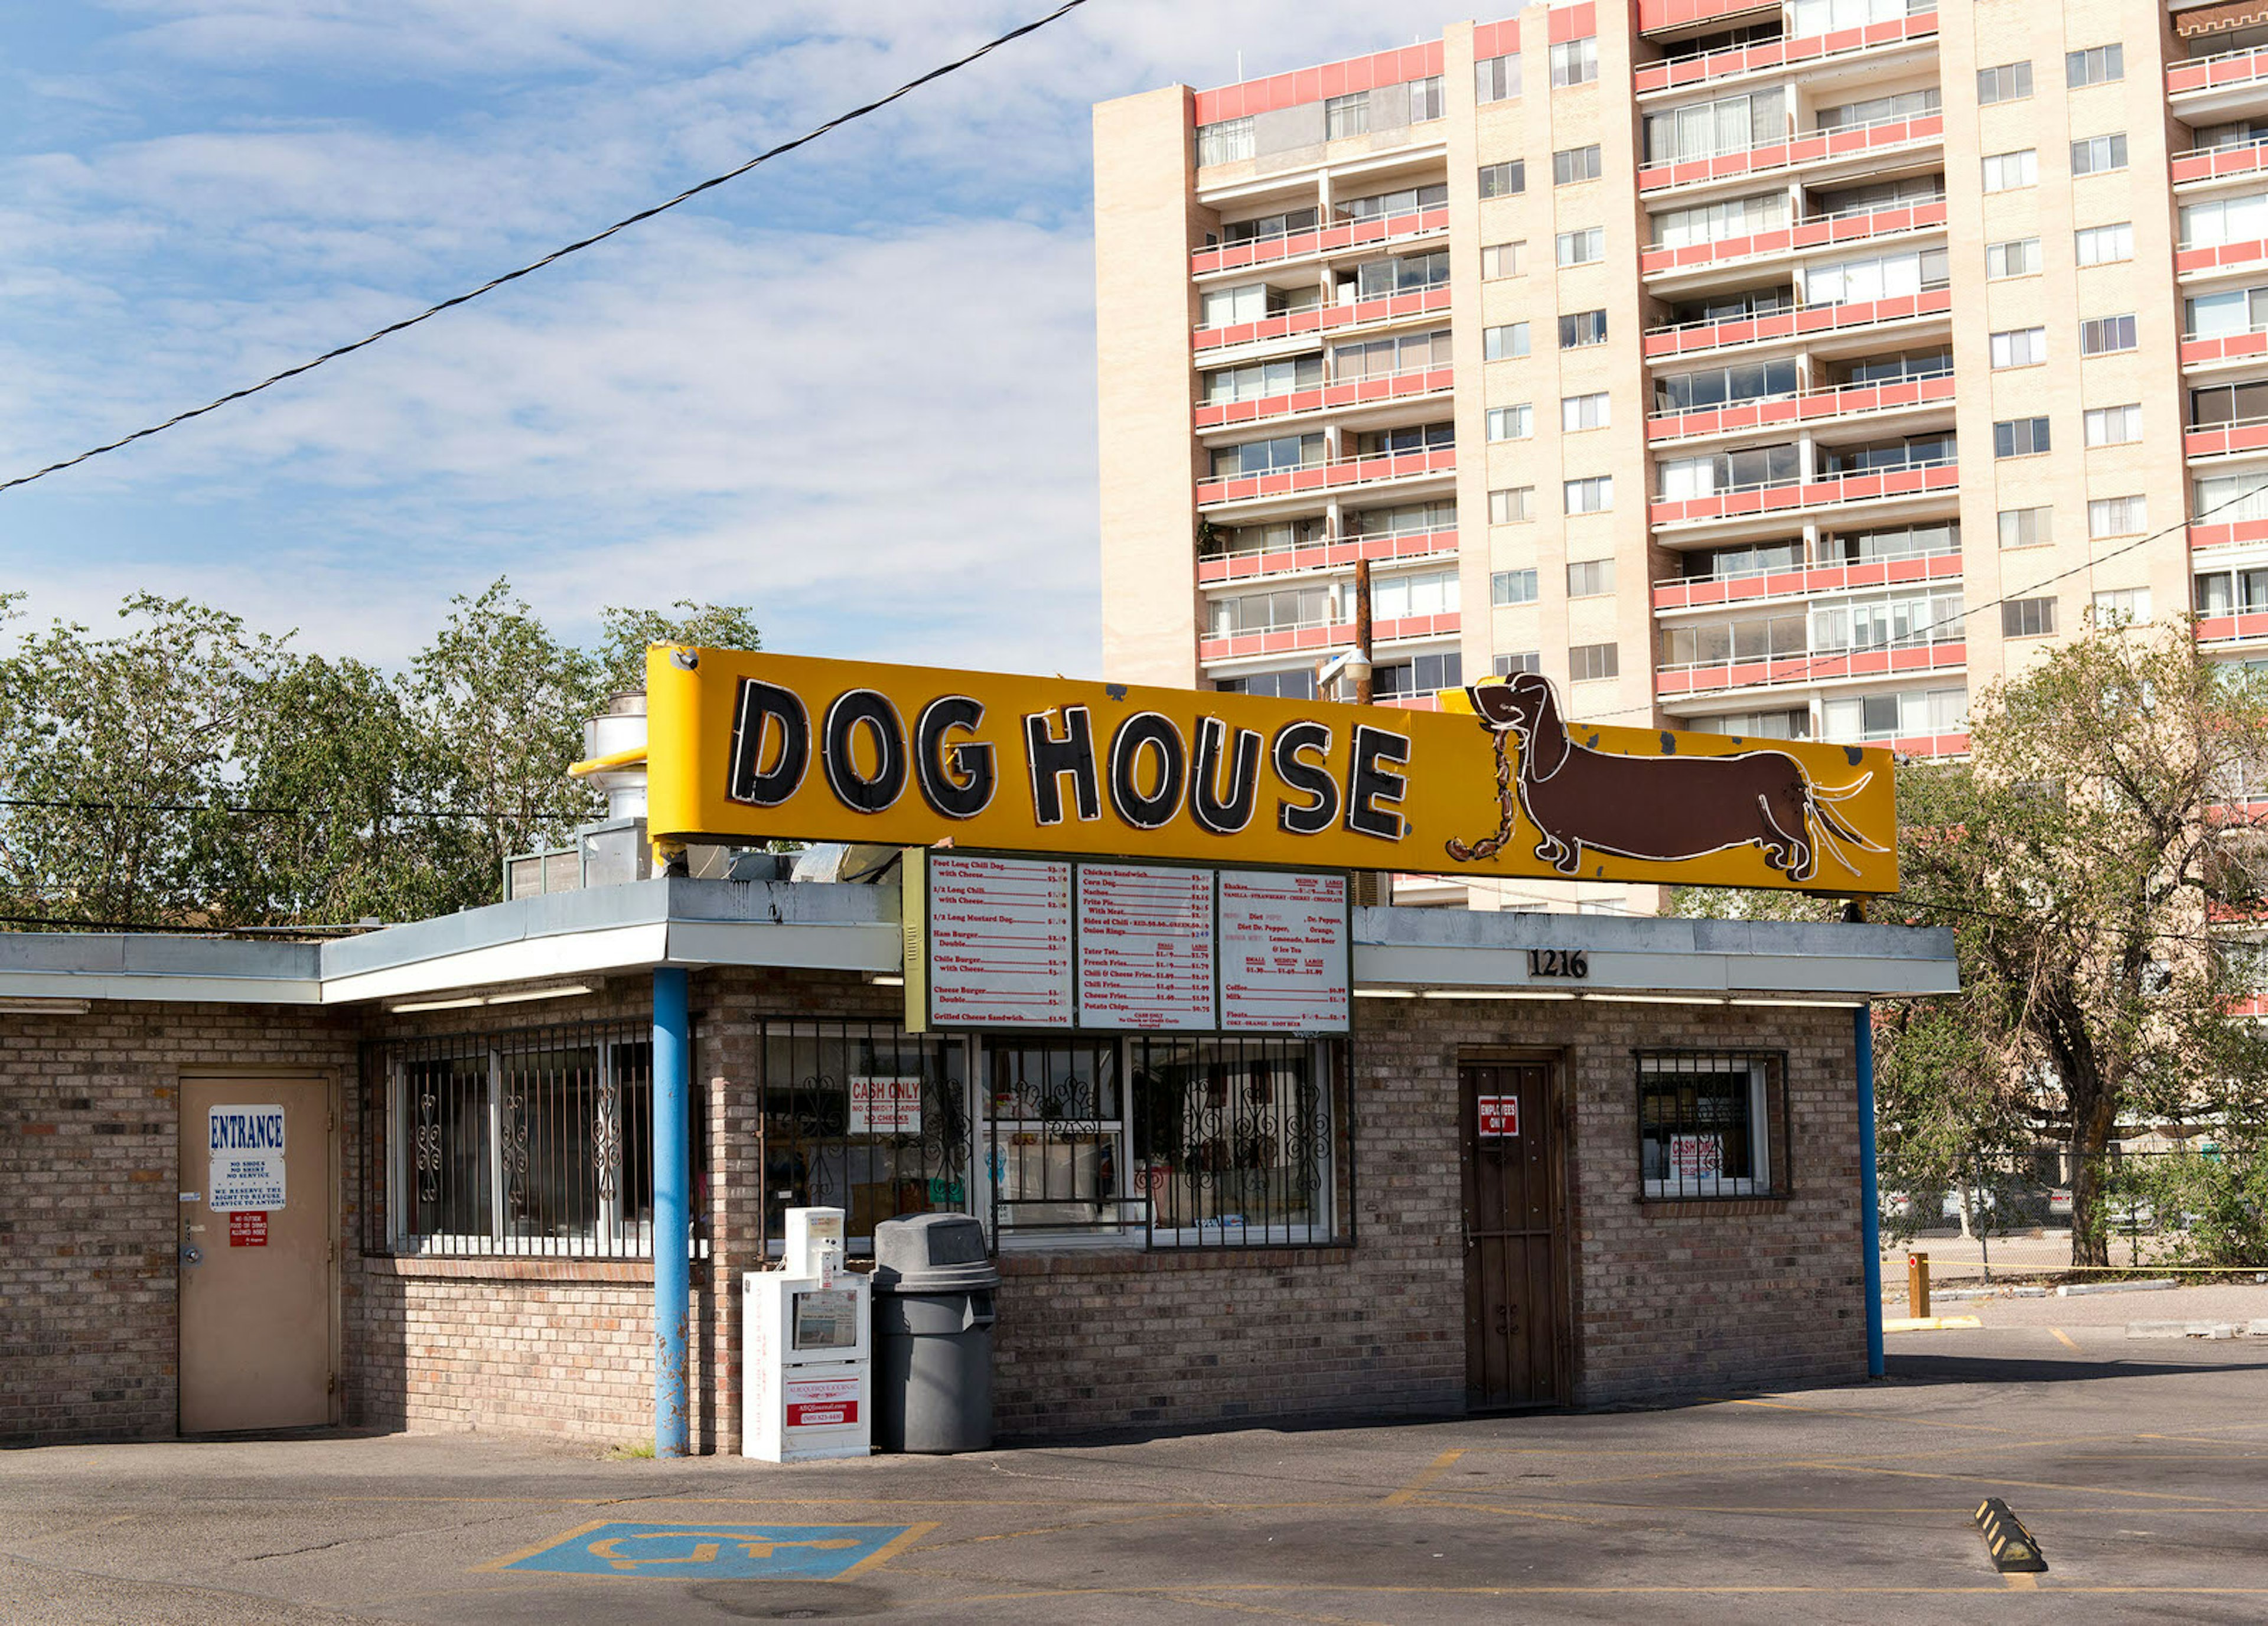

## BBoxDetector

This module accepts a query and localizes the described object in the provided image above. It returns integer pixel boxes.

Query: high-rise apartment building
[1096,1,2260,907]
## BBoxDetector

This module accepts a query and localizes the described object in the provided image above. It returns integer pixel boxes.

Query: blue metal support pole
[1855,1001,1884,1379]
[653,966,691,1456]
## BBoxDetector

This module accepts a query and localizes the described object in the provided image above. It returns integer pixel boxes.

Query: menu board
[1218,871,1350,1033]
[1076,863,1216,1030]
[927,853,1073,1026]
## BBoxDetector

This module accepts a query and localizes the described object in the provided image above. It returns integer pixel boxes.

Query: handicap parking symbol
[496,1521,924,1581]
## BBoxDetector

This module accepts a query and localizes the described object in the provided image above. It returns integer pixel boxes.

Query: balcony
[1637,110,1943,195]
[1199,610,1460,664]
[1651,546,1963,611]
[2191,515,2268,550]
[1197,444,1455,507]
[1195,363,1453,432]
[2182,325,2268,369]
[1656,637,1966,698]
[1647,369,1954,442]
[1632,9,1938,95]
[1644,286,1951,360]
[2198,610,2268,647]
[1193,283,1451,355]
[2168,43,2268,108]
[1649,457,1957,527]
[1192,207,1449,278]
[1641,196,1946,278]
[2177,237,2268,279]
[1196,526,1459,585]
[2173,138,2268,189]
[2188,413,2268,460]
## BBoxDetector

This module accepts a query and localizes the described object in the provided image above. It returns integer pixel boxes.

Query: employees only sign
[1478,1096,1520,1138]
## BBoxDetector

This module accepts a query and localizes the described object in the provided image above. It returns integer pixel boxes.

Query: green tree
[596,601,762,694]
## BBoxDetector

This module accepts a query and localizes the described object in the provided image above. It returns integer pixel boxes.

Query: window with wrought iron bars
[363,1017,702,1259]
[757,1019,971,1254]
[1635,1048,1791,1200]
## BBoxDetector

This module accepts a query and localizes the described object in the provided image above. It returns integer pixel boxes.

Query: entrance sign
[1077,862,1216,1030]
[1219,872,1350,1032]
[926,855,1074,1026]
[644,649,1898,892]
[207,1104,286,1212]
[1477,1095,1520,1138]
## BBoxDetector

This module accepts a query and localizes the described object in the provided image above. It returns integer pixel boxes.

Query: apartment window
[1331,327,1451,383]
[1484,322,1532,360]
[1558,308,1608,348]
[1479,161,1526,198]
[1976,61,2032,104]
[1562,392,1610,431]
[1986,237,2042,279]
[2002,597,2058,638]
[2075,223,2134,266]
[1816,88,1940,131]
[1804,245,1949,305]
[1982,149,2037,192]
[1476,52,1521,103]
[1210,432,1324,478]
[1208,582,1341,636]
[1653,358,1798,413]
[1220,206,1321,247]
[1324,93,1370,140]
[1490,485,1536,523]
[1487,404,1534,441]
[2089,495,2148,537]
[2181,192,2268,249]
[2194,379,2268,426]
[1990,327,2047,369]
[1409,74,1446,122]
[1350,248,1451,298]
[1550,37,1599,87]
[2071,134,2128,178]
[1494,651,1542,677]
[1556,226,1605,266]
[1371,568,1461,621]
[1822,685,1968,742]
[1205,518,1325,558]
[1564,478,1614,517]
[2067,44,2123,87]
[1216,668,1318,699]
[1569,643,1619,682]
[2091,588,2151,625]
[1374,651,1464,698]
[1203,354,1324,405]
[1492,569,1540,605]
[1652,191,1787,250]
[2196,566,2268,614]
[1482,240,1526,279]
[1344,500,1455,539]
[1643,87,1786,165]
[1658,442,1799,500]
[1566,557,1615,594]
[2080,314,2138,356]
[2196,471,2268,525]
[1337,182,1449,223]
[2191,286,2268,341]
[1994,417,2051,458]
[1695,707,1811,741]
[1554,144,1604,185]
[1353,422,1454,458]
[1791,0,1926,37]
[1196,118,1255,167]
[2084,405,2142,447]
[1638,1051,1784,1200]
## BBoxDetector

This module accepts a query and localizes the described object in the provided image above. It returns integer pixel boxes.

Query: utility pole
[1352,558,1375,705]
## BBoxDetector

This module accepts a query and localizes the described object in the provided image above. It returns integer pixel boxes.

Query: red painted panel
[1194,40,1445,125]
[1472,18,1523,59]
[1548,5,1595,45]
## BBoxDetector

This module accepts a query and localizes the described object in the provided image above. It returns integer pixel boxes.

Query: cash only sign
[640,647,1898,894]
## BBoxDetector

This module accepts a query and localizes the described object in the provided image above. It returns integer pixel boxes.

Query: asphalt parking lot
[5,1288,2266,1626]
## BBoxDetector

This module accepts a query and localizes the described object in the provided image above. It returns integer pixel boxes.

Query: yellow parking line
[2051,1328,2081,1351]
[1383,1449,1465,1506]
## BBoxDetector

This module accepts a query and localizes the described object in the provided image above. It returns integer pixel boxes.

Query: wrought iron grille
[1132,1035,1342,1247]
[985,1040,1133,1235]
[1634,1048,1792,1201]
[362,1017,702,1258]
[757,1020,970,1254]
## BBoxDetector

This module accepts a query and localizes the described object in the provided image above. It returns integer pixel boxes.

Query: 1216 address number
[1526,949,1589,979]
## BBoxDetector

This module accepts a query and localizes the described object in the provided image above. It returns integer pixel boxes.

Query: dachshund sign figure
[1447,673,1886,884]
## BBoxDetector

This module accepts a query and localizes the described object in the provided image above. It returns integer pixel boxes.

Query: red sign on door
[1477,1095,1519,1138]
[229,1211,269,1247]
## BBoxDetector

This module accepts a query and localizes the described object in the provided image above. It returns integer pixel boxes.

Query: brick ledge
[1634,1197,1791,1218]
[998,1244,1355,1278]
[361,1256,671,1283]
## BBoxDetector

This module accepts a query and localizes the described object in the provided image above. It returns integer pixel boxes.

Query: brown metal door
[1461,1061,1564,1410]
[178,1080,333,1433]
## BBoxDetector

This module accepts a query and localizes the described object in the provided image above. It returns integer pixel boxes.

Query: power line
[0,796,578,820]
[0,911,372,937]
[0,0,1094,497]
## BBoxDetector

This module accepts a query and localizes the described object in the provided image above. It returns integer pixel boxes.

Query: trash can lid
[871,1213,1001,1292]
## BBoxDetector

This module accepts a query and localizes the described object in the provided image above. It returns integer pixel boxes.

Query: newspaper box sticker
[208,1104,286,1212]
[784,1374,860,1429]
[229,1211,268,1247]
[1477,1094,1519,1138]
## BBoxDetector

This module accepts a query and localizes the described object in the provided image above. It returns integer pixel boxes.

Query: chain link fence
[1879,1145,2268,1282]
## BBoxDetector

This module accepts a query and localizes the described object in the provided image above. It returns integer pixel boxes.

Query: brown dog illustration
[1446,673,1884,882]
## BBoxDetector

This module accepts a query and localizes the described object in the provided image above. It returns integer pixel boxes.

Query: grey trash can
[870,1213,1000,1453]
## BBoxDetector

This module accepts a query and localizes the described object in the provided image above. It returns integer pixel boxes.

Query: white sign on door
[207,1104,287,1212]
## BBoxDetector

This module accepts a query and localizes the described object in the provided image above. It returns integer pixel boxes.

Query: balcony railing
[2192,516,2268,550]
[2176,237,2268,278]
[1197,444,1456,506]
[2198,610,2268,645]
[1192,207,1450,277]
[1632,9,1938,95]
[1647,369,1954,442]
[1195,363,1452,432]
[1643,285,1951,359]
[2173,137,2268,187]
[1655,636,1966,696]
[1648,457,1958,526]
[2168,42,2268,99]
[2182,325,2268,368]
[1193,283,1451,354]
[1641,196,1946,277]
[2187,413,2268,460]
[1197,526,1458,585]
[1651,547,1963,611]
[1637,110,1943,194]
[1199,610,1460,663]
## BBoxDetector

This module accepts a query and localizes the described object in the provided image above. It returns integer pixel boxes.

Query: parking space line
[1381,1449,1465,1506]
[1405,1494,1595,1526]
[1791,1461,2247,1506]
[2051,1329,2080,1351]
[836,1521,939,1578]
[1726,1398,2017,1434]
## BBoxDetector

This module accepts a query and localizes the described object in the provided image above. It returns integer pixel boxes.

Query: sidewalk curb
[2127,1321,2244,1340]
[2057,1279,2178,1297]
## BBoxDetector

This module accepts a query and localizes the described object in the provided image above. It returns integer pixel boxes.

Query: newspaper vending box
[744,1207,872,1462]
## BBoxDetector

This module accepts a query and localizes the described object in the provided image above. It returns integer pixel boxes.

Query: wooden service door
[1461,1059,1567,1410]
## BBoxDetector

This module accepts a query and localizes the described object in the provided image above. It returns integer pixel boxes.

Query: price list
[1219,871,1350,1032]
[927,854,1073,1026]
[1076,863,1216,1030]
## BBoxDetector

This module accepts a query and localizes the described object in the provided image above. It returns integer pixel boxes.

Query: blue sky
[0,1,1457,675]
